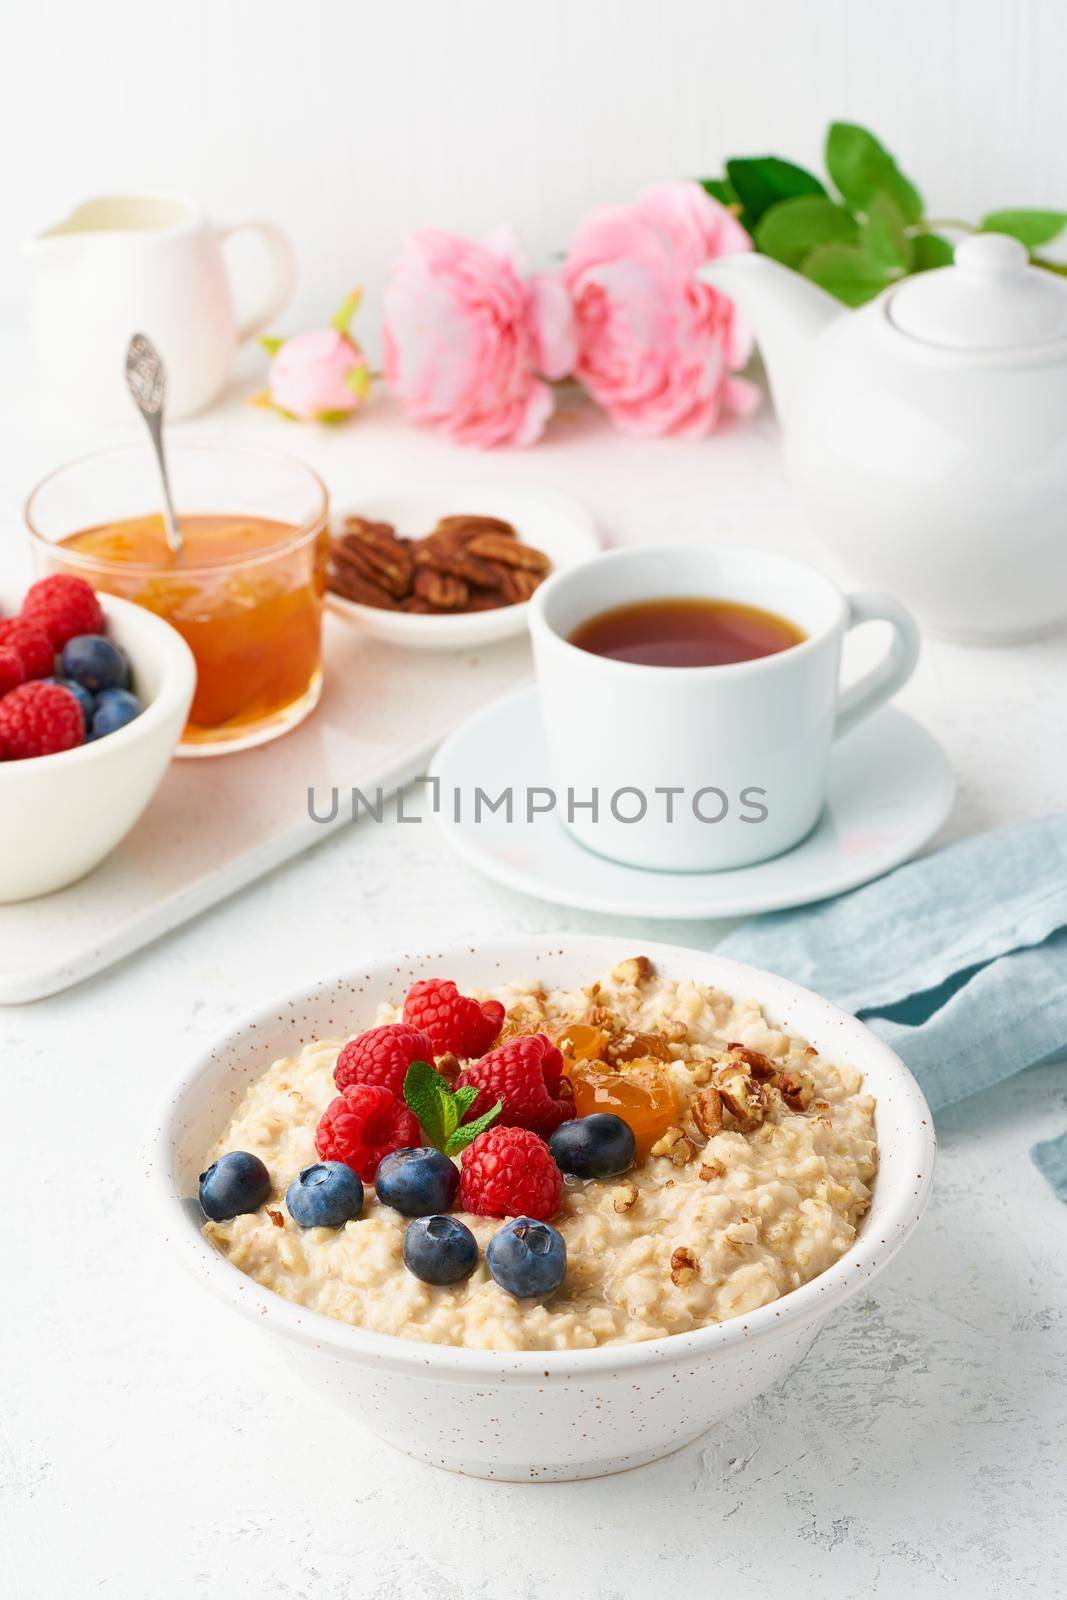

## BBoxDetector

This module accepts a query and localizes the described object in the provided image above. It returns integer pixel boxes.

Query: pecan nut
[776,1069,816,1112]
[670,1246,699,1286]
[611,956,655,987]
[328,567,400,610]
[413,566,470,610]
[723,1043,777,1080]
[650,1126,696,1165]
[690,1086,724,1138]
[715,1065,767,1130]
[465,533,551,572]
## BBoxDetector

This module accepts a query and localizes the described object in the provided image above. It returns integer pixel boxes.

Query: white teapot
[701,234,1067,643]
[29,193,295,425]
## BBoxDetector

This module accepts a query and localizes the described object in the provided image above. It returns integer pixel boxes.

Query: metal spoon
[125,332,182,556]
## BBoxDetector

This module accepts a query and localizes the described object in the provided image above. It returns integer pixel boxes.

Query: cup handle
[218,221,297,344]
[834,591,920,740]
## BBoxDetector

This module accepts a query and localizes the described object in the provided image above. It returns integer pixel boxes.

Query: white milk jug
[29,193,295,423]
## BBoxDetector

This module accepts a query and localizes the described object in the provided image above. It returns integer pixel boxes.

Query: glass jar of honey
[24,443,329,755]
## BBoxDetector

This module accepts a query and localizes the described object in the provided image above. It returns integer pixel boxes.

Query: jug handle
[834,592,921,740]
[219,222,296,344]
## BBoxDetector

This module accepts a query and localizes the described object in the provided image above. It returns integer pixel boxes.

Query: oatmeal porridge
[201,958,877,1351]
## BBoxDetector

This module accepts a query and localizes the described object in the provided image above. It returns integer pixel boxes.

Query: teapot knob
[955,233,1029,277]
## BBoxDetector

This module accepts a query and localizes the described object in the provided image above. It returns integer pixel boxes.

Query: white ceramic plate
[326,483,600,649]
[429,687,955,919]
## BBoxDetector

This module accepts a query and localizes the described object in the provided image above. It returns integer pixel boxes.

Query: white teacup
[528,545,920,873]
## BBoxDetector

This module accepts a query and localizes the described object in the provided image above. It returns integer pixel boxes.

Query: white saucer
[429,687,954,919]
[327,483,600,650]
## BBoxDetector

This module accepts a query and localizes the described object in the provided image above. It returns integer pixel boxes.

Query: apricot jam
[56,512,327,749]
[609,1030,674,1064]
[570,1058,679,1159]
[553,1022,610,1065]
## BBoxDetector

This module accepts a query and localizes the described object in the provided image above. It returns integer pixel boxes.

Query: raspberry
[403,978,505,1059]
[456,1033,575,1137]
[0,681,84,760]
[21,574,104,649]
[0,618,54,680]
[0,646,26,698]
[334,1022,435,1096]
[459,1126,563,1221]
[315,1083,421,1183]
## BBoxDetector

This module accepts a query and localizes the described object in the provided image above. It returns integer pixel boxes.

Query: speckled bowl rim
[153,934,936,1382]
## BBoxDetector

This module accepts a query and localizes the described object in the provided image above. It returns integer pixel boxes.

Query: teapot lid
[888,233,1067,349]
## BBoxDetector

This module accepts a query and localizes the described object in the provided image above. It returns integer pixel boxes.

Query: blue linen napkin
[717,815,1067,1199]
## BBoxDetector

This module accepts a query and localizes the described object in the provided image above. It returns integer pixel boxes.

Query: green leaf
[911,232,954,271]
[452,1086,480,1121]
[800,243,895,307]
[344,362,372,398]
[724,156,827,231]
[259,335,284,356]
[980,208,1067,248]
[825,123,923,225]
[330,287,363,332]
[699,176,739,209]
[444,1100,502,1158]
[403,1060,449,1149]
[755,196,858,268]
[402,1061,501,1155]
[860,193,912,270]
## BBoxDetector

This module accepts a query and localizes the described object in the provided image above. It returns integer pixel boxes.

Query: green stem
[920,218,974,234]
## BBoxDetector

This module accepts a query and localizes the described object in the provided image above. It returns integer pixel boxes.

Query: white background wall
[4,0,1067,351]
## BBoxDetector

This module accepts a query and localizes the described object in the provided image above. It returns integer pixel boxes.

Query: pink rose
[383,226,575,448]
[563,181,759,438]
[262,291,371,422]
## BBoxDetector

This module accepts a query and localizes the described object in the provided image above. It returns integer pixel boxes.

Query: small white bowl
[327,483,600,649]
[0,593,196,901]
[154,934,935,1481]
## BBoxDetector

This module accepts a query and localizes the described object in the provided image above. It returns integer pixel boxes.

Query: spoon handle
[125,334,183,557]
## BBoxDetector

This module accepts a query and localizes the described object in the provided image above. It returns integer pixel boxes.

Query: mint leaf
[444,1100,502,1158]
[981,209,1067,248]
[452,1085,480,1120]
[861,193,912,270]
[911,232,954,271]
[726,156,827,231]
[403,1060,448,1148]
[755,197,858,268]
[825,123,923,225]
[402,1063,501,1154]
[801,243,894,307]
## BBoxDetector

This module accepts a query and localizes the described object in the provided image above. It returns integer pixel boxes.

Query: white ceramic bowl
[0,593,195,901]
[154,934,935,1482]
[327,483,600,649]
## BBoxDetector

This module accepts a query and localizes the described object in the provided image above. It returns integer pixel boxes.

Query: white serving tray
[0,614,532,1003]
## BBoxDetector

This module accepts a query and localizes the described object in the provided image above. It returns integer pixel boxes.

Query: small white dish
[0,592,195,902]
[154,933,935,1481]
[327,482,599,649]
[429,687,954,918]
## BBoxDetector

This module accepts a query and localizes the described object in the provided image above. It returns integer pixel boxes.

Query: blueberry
[549,1113,636,1179]
[45,676,94,729]
[403,1214,478,1285]
[375,1146,459,1216]
[60,633,130,693]
[198,1150,271,1222]
[285,1161,364,1228]
[89,687,144,740]
[486,1216,566,1299]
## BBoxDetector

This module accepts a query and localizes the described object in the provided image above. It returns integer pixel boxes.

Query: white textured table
[3,343,1065,1600]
